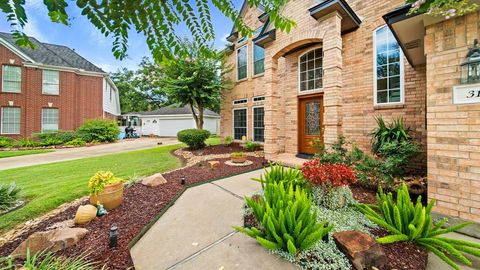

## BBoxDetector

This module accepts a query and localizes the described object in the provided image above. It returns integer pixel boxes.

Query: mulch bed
[189,144,246,156]
[0,157,267,269]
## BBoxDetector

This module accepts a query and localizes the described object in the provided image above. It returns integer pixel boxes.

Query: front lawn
[0,149,54,159]
[0,144,182,232]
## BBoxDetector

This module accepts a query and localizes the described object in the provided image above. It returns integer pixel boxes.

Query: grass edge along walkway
[0,149,54,159]
[0,144,182,233]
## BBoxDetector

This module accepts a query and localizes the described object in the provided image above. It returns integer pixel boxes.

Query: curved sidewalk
[0,138,178,170]
[130,169,480,270]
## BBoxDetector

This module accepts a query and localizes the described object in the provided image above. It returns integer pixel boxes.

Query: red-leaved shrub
[302,158,356,188]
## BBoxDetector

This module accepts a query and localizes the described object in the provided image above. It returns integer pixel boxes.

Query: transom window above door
[299,48,323,92]
[374,26,404,104]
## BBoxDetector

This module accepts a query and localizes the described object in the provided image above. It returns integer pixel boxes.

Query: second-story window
[237,45,247,80]
[42,70,60,95]
[253,43,265,75]
[2,65,21,93]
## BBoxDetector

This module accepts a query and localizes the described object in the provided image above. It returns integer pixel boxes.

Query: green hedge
[77,119,120,142]
[177,129,211,149]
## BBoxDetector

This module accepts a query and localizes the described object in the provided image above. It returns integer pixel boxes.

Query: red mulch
[188,144,246,156]
[0,157,266,269]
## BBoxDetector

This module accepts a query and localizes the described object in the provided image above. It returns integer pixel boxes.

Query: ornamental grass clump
[234,181,333,256]
[356,183,480,270]
[0,183,21,211]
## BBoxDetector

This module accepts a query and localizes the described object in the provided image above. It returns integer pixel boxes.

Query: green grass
[206,136,221,146]
[0,144,182,233]
[0,149,54,159]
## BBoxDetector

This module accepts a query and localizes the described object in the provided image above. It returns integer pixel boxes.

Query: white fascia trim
[0,37,35,63]
[23,63,107,77]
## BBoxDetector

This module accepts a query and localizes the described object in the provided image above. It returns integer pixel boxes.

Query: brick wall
[220,0,427,171]
[425,12,480,222]
[0,44,104,138]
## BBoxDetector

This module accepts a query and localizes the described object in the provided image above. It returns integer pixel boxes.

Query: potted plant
[231,151,247,163]
[88,171,124,210]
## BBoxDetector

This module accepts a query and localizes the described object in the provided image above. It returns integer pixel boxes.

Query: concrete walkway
[0,137,179,170]
[131,169,480,270]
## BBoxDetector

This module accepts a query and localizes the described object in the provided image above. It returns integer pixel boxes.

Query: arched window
[374,26,404,104]
[299,48,323,92]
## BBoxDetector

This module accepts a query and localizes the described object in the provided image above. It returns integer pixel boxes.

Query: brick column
[263,54,280,160]
[320,12,343,146]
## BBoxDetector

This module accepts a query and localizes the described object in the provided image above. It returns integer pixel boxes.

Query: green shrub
[40,138,63,146]
[252,163,307,189]
[35,131,79,144]
[177,129,211,149]
[64,138,86,147]
[15,138,39,148]
[244,140,261,151]
[223,135,233,146]
[370,116,411,154]
[77,119,119,142]
[0,250,100,269]
[356,184,480,270]
[0,136,13,148]
[0,183,21,211]
[235,181,333,256]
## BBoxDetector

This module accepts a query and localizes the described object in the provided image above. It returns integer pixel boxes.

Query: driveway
[0,137,179,170]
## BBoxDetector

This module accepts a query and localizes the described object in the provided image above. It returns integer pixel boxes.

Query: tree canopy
[407,0,478,18]
[0,0,295,61]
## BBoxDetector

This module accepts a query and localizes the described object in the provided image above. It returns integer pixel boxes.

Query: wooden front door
[298,95,324,154]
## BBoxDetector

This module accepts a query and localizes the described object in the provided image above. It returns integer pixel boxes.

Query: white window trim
[232,108,248,141]
[41,108,59,133]
[0,107,20,135]
[42,69,60,95]
[233,98,248,105]
[253,42,265,76]
[373,25,405,106]
[298,47,324,94]
[252,96,265,102]
[252,106,265,143]
[236,44,248,81]
[2,65,22,93]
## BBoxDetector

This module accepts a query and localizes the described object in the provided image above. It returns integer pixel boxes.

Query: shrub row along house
[220,0,480,222]
[0,32,120,139]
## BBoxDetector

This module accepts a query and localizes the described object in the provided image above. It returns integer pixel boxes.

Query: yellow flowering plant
[88,171,124,195]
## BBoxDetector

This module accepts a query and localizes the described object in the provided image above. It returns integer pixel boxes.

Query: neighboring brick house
[220,0,480,222]
[0,32,120,139]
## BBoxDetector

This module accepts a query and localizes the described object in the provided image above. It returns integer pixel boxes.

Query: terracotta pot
[231,156,247,163]
[89,182,124,210]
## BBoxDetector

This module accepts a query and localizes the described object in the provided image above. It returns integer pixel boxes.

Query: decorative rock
[10,228,88,259]
[333,230,386,270]
[208,160,220,169]
[224,160,253,167]
[141,173,167,187]
[74,205,97,225]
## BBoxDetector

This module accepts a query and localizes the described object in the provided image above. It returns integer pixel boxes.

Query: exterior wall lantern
[461,39,480,84]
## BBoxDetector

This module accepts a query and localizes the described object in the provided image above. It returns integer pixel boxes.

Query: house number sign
[453,83,480,104]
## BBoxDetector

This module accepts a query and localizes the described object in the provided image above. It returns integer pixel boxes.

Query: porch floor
[269,153,309,168]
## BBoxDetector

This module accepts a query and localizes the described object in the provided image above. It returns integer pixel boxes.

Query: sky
[0,0,243,72]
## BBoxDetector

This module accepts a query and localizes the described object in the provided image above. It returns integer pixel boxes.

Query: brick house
[220,0,480,222]
[0,32,120,139]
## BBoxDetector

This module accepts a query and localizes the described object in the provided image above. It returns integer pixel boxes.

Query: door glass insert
[305,100,320,135]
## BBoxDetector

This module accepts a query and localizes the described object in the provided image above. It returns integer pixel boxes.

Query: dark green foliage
[15,138,39,148]
[77,119,119,143]
[356,184,480,270]
[64,138,86,147]
[252,163,307,190]
[177,129,211,150]
[377,141,419,179]
[370,116,410,154]
[0,137,13,148]
[34,131,79,144]
[0,183,21,211]
[235,181,333,255]
[244,141,261,151]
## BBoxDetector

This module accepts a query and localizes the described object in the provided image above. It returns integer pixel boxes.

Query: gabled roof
[227,0,265,42]
[0,32,105,73]
[139,105,219,117]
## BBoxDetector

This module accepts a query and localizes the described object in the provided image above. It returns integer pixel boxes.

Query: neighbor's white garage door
[158,119,195,136]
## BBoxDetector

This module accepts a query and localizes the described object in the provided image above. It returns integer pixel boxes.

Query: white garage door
[158,119,195,136]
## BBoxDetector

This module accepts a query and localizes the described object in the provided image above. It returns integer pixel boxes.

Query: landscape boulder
[141,173,167,187]
[74,204,97,224]
[333,230,386,270]
[10,228,88,259]
[208,160,220,169]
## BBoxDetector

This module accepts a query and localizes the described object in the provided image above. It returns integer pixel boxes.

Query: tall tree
[160,40,232,129]
[0,0,295,61]
[408,0,478,18]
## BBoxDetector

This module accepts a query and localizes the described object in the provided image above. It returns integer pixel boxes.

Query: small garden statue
[97,203,107,216]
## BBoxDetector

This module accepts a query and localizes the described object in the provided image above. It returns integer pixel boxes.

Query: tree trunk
[188,102,204,129]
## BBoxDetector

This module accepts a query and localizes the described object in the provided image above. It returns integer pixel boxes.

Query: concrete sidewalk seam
[166,231,237,270]
[210,182,244,200]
